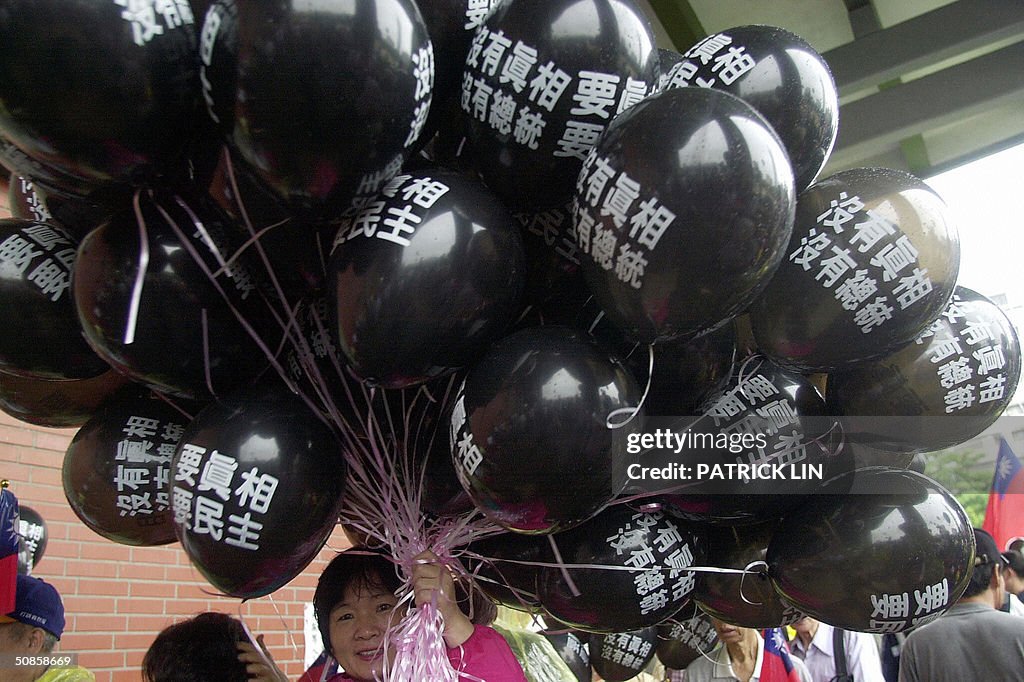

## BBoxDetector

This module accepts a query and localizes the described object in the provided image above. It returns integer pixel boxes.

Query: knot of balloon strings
[739,560,770,606]
[606,343,655,429]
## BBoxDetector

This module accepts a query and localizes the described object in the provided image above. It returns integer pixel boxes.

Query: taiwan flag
[983,437,1024,551]
[0,485,19,614]
[760,628,803,682]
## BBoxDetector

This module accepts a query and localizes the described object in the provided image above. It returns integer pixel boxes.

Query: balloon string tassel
[201,308,216,397]
[605,343,655,429]
[547,535,581,598]
[124,190,151,345]
[736,354,765,402]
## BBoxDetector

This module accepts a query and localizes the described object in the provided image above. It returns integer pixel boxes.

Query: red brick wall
[1,410,352,681]
[1,184,352,681]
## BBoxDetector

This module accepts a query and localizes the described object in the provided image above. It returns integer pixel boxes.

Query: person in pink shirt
[308,548,527,682]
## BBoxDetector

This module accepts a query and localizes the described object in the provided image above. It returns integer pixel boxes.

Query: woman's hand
[411,549,475,648]
[238,634,290,682]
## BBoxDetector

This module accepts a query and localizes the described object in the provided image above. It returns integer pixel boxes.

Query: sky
[926,142,1024,302]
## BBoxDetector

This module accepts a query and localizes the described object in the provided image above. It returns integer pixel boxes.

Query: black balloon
[588,628,658,682]
[0,368,133,429]
[463,531,551,612]
[513,202,591,316]
[7,174,124,240]
[63,389,192,546]
[576,86,795,343]
[329,167,525,388]
[463,0,659,210]
[694,521,803,628]
[0,219,111,380]
[205,147,331,301]
[73,189,275,399]
[543,631,591,682]
[172,381,347,599]
[656,48,684,92]
[767,468,974,633]
[662,25,839,190]
[16,505,48,571]
[750,167,960,372]
[0,0,201,185]
[451,326,642,534]
[656,608,719,670]
[210,0,433,212]
[652,356,836,526]
[537,506,704,632]
[827,286,1021,453]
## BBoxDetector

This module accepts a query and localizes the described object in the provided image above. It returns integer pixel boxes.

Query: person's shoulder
[35,666,96,682]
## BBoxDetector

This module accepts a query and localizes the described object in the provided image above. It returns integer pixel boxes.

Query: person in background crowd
[311,547,527,682]
[789,616,884,682]
[1000,549,1024,604]
[898,528,1024,681]
[681,619,812,682]
[0,574,94,681]
[144,612,249,682]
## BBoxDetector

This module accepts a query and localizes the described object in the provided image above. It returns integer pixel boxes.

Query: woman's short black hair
[313,549,403,658]
[1003,549,1024,577]
[142,611,249,682]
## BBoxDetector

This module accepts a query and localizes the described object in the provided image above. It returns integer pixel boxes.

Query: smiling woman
[309,548,527,682]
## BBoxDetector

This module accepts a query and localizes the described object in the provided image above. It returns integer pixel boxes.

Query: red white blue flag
[761,628,803,682]
[0,485,19,614]
[983,437,1024,551]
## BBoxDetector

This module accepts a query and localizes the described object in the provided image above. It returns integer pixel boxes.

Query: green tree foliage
[924,447,993,527]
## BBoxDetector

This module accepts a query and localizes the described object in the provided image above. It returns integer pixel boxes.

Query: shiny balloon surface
[750,167,960,372]
[452,326,642,534]
[662,25,839,190]
[827,286,1021,453]
[0,219,110,380]
[537,506,704,632]
[576,86,795,343]
[73,190,274,399]
[216,0,433,212]
[63,389,190,546]
[0,0,201,185]
[463,0,659,210]
[767,468,974,633]
[694,521,803,627]
[0,368,132,429]
[589,628,658,682]
[330,167,525,388]
[172,382,347,598]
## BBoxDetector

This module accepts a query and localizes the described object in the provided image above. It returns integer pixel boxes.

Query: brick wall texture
[1,184,352,680]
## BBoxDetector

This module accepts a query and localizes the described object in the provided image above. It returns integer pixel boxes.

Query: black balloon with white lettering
[656,607,720,670]
[172,381,347,599]
[662,25,839,191]
[767,468,974,633]
[451,326,642,534]
[16,505,48,572]
[589,628,658,682]
[63,388,191,547]
[0,0,202,186]
[462,0,659,210]
[750,167,960,372]
[543,631,592,682]
[653,356,836,526]
[73,189,275,400]
[537,506,704,632]
[827,286,1021,453]
[329,166,525,388]
[211,0,433,213]
[576,86,795,343]
[463,531,552,612]
[0,219,110,380]
[7,174,124,240]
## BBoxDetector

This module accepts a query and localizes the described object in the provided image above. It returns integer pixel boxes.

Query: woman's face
[328,579,400,681]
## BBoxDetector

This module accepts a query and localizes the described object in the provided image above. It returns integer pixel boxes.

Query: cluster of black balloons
[0,0,1017,645]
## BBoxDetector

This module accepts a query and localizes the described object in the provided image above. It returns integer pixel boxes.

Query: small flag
[983,437,1024,550]
[0,483,20,614]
